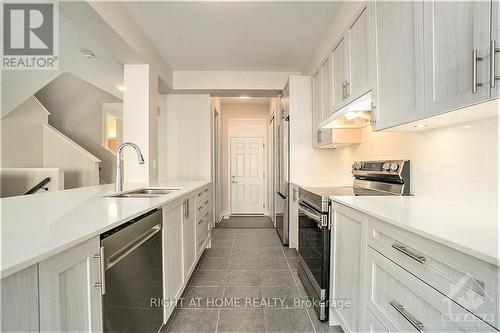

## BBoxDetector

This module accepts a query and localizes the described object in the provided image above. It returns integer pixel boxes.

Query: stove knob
[353,162,362,170]
[390,163,399,172]
[382,162,390,171]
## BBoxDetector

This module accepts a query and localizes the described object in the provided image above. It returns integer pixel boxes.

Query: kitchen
[1,1,499,333]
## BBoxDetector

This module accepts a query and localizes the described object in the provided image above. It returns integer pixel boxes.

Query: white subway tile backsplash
[331,115,499,208]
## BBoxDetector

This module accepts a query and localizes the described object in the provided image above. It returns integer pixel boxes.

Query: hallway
[165,218,342,333]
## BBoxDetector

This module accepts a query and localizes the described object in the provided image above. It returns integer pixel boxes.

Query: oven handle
[298,202,323,224]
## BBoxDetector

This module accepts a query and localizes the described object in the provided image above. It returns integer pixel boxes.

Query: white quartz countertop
[0,180,210,278]
[330,196,500,266]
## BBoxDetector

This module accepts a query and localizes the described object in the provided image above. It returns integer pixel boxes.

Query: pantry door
[230,137,265,214]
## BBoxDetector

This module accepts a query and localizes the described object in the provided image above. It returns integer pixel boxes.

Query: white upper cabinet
[492,0,500,98]
[332,35,349,111]
[321,56,333,119]
[312,70,323,147]
[371,1,425,130]
[348,6,371,100]
[423,0,491,115]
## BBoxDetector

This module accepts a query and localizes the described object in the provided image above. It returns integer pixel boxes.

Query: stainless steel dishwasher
[100,209,163,333]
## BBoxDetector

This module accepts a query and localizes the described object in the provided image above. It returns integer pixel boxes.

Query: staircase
[1,96,101,189]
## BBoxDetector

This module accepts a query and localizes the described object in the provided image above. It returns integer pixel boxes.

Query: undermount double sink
[108,188,181,198]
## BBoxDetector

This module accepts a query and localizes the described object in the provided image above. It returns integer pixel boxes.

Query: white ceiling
[220,97,270,105]
[123,1,338,72]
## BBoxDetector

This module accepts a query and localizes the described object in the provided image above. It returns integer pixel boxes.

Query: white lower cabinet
[38,237,103,332]
[332,210,367,332]
[163,202,185,320]
[365,308,388,333]
[366,248,492,332]
[183,195,197,278]
[1,265,40,332]
[333,205,498,333]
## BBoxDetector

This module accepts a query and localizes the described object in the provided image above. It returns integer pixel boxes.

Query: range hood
[319,91,373,129]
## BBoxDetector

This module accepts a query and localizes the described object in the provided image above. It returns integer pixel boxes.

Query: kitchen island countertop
[1,180,210,278]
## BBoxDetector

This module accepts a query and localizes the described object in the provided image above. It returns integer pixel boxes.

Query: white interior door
[230,137,265,214]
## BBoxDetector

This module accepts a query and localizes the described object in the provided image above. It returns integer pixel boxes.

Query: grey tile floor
[164,222,343,333]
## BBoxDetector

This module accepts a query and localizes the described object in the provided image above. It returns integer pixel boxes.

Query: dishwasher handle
[106,223,161,270]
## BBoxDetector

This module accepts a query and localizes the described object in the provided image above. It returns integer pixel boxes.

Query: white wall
[1,97,47,168]
[173,71,298,91]
[35,73,121,183]
[220,103,269,216]
[331,116,499,208]
[158,94,212,181]
[42,125,100,189]
[123,64,159,184]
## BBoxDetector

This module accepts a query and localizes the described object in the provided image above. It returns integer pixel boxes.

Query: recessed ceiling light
[81,49,96,61]
[414,123,428,129]
[117,85,125,91]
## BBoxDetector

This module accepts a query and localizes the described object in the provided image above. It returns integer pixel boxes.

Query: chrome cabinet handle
[94,247,106,295]
[344,80,350,97]
[317,129,322,143]
[490,40,500,88]
[472,49,484,94]
[390,300,424,332]
[392,244,426,264]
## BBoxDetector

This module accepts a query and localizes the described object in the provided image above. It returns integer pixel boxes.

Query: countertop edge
[330,197,500,267]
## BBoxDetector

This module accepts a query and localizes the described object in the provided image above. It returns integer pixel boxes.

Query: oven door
[297,201,330,296]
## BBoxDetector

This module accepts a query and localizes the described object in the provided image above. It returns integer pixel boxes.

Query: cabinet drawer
[365,308,388,333]
[196,186,210,202]
[366,248,493,332]
[196,197,211,217]
[197,211,210,236]
[368,219,499,329]
[197,229,209,254]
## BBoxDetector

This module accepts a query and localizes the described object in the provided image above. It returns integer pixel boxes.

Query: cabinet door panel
[333,212,367,332]
[312,70,322,147]
[332,36,348,110]
[372,1,425,130]
[492,0,500,98]
[1,266,39,332]
[321,57,333,120]
[184,196,196,277]
[424,0,490,115]
[349,7,371,99]
[163,204,184,318]
[39,237,102,332]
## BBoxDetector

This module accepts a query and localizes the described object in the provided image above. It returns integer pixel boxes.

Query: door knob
[231,180,238,184]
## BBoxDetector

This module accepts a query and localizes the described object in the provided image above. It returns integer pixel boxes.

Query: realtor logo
[2,1,58,69]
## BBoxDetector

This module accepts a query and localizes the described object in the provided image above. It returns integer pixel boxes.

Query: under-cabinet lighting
[414,123,428,129]
[463,124,473,129]
[240,96,250,99]
[320,91,373,129]
[117,85,125,91]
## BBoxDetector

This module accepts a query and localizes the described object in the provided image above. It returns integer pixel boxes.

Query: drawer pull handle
[390,300,424,332]
[392,244,426,264]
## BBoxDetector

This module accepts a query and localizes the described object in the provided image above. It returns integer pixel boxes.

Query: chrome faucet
[115,142,145,192]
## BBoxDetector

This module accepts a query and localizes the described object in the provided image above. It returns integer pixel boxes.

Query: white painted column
[123,64,158,183]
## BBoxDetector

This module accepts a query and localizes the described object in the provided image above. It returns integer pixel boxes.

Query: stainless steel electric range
[297,160,410,321]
